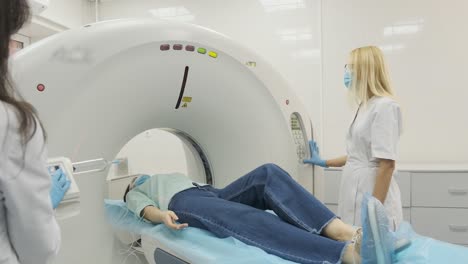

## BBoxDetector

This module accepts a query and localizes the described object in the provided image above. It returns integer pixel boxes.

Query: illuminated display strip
[159,44,218,59]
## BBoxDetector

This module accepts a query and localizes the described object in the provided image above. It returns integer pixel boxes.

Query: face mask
[344,70,352,89]
[134,175,150,187]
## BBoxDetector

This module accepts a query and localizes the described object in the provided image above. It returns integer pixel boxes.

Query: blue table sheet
[105,199,297,264]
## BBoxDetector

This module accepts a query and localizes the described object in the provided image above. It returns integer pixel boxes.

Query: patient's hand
[140,206,189,230]
[162,211,189,230]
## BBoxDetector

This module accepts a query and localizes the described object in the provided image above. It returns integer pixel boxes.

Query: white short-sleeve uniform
[338,96,403,229]
[0,103,61,264]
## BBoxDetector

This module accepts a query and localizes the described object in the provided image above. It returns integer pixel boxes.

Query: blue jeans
[168,164,348,264]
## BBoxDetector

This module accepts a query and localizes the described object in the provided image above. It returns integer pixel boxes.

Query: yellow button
[208,51,218,58]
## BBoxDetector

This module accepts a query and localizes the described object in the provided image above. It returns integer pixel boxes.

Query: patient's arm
[142,206,189,230]
[125,189,188,230]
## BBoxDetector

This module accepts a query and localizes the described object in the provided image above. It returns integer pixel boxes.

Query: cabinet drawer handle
[448,189,468,195]
[449,225,468,232]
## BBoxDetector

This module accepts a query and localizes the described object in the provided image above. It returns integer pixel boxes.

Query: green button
[197,48,207,54]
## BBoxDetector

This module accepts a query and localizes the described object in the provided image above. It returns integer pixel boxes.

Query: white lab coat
[338,96,403,230]
[0,103,60,264]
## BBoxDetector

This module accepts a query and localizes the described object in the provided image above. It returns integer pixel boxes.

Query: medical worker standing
[0,1,70,264]
[304,46,403,229]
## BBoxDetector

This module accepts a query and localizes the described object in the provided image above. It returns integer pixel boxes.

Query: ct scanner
[12,19,316,263]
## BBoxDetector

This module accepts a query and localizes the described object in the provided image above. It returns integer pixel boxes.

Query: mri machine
[12,19,315,263]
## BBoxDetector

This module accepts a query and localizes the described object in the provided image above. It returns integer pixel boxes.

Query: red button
[160,44,170,51]
[185,45,195,52]
[173,44,183,50]
[37,84,45,92]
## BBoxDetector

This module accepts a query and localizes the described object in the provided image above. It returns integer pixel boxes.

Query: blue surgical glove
[134,175,150,187]
[303,140,328,168]
[50,168,71,209]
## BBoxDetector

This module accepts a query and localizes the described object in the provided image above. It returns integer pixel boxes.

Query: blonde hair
[348,46,394,105]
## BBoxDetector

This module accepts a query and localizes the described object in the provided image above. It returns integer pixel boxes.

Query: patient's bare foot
[351,227,362,255]
[322,219,355,241]
[342,243,361,264]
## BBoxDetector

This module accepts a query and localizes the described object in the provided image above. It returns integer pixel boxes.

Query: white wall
[322,0,468,164]
[40,0,93,29]
[19,0,93,42]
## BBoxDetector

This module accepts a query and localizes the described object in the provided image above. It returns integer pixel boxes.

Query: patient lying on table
[123,164,361,264]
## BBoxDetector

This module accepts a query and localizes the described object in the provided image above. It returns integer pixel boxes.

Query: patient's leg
[216,163,352,237]
[168,187,351,264]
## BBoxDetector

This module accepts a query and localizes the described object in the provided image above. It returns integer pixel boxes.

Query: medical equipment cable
[115,207,146,264]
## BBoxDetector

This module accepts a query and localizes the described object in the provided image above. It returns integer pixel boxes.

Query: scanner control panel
[291,113,308,163]
[47,157,80,204]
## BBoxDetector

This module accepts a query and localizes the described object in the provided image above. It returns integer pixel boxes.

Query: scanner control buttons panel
[291,114,308,163]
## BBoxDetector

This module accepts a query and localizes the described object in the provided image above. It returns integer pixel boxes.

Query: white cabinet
[396,172,411,208]
[411,208,468,245]
[410,171,468,245]
[323,167,468,245]
[403,208,411,222]
[412,172,468,208]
